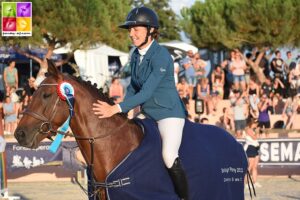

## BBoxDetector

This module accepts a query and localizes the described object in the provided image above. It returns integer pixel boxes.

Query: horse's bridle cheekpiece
[48,82,75,153]
[24,82,75,153]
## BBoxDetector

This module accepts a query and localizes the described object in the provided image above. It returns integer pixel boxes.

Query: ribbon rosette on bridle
[57,82,75,115]
[49,82,75,153]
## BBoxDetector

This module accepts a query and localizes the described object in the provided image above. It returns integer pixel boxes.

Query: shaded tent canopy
[0,46,63,63]
[74,44,129,88]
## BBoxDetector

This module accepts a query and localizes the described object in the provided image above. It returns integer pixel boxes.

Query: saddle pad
[105,118,179,200]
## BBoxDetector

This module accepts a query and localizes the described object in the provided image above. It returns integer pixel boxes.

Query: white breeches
[157,118,185,168]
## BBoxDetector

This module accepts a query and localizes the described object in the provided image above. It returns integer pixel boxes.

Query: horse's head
[15,59,70,148]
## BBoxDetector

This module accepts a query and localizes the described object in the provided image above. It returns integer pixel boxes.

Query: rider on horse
[92,6,189,200]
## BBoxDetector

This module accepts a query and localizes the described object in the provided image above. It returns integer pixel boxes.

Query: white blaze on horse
[15,60,248,200]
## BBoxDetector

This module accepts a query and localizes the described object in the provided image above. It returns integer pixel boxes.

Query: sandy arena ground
[5,176,300,200]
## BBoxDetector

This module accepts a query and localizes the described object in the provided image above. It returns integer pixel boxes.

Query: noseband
[23,83,63,137]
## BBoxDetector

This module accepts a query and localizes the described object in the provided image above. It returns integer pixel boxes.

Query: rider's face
[128,26,151,49]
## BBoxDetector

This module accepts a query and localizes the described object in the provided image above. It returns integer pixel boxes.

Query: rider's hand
[92,100,120,118]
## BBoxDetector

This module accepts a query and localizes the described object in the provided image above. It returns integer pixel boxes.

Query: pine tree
[181,0,300,50]
[181,0,300,82]
[145,0,180,42]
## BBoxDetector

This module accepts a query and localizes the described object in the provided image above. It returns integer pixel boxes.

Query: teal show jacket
[119,40,187,121]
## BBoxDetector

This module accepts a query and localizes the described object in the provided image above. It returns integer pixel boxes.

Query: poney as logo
[2,2,32,37]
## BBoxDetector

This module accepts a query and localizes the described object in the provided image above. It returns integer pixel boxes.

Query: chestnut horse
[15,60,248,200]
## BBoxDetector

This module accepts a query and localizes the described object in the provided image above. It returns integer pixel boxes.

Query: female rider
[92,6,189,200]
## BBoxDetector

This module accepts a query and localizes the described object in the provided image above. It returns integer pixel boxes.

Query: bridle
[22,82,130,198]
[23,83,65,139]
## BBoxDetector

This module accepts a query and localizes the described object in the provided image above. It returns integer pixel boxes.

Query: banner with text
[239,138,300,175]
[4,139,300,175]
[5,141,79,172]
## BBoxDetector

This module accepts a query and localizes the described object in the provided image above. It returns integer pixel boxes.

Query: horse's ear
[47,59,62,80]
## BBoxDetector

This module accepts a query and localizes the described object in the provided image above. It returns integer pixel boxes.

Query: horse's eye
[43,93,52,98]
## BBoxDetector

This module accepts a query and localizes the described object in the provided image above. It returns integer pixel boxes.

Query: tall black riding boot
[167,157,189,200]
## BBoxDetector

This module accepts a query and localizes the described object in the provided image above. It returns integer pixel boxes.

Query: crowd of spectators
[175,48,300,138]
[1,48,298,192]
[0,58,36,136]
[1,48,300,139]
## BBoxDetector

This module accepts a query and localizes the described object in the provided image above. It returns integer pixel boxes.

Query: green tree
[144,0,181,42]
[182,0,300,50]
[181,0,300,83]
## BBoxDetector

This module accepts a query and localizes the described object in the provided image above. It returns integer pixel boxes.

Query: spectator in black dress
[261,76,275,98]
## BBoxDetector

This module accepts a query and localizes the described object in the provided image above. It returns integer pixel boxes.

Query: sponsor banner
[5,139,300,175]
[2,2,32,37]
[259,139,300,165]
[238,138,300,175]
[5,141,79,172]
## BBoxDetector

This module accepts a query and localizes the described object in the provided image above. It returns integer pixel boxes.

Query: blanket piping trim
[105,152,133,200]
[105,119,146,200]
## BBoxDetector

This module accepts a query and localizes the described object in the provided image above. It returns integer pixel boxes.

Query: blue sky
[170,0,196,15]
[169,0,196,42]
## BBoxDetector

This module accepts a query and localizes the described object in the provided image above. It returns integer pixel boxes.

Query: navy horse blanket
[89,118,248,200]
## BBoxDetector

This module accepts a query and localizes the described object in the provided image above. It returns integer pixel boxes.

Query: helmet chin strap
[137,26,154,49]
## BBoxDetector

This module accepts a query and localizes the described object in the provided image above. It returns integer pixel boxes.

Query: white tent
[74,44,129,87]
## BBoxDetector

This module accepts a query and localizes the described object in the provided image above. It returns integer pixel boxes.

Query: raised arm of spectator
[22,51,43,64]
[221,71,225,85]
[231,92,245,106]
[282,99,289,117]
[289,70,295,84]
[256,84,260,97]
[258,98,269,112]
[275,78,285,88]
[242,91,249,104]
[211,72,216,85]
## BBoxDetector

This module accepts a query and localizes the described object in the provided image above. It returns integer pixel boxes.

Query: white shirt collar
[138,40,154,56]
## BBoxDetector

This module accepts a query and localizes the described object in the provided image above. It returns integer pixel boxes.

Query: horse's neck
[70,95,143,181]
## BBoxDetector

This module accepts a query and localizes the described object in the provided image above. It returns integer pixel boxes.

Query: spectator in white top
[230,49,247,92]
[181,50,196,99]
[230,88,248,138]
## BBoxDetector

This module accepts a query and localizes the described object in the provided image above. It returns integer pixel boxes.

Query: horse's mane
[67,74,113,104]
[65,74,128,118]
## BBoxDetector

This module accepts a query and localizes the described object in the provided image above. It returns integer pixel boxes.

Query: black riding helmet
[119,6,159,48]
[119,6,159,29]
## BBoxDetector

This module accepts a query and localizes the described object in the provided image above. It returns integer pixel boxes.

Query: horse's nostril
[15,130,26,141]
